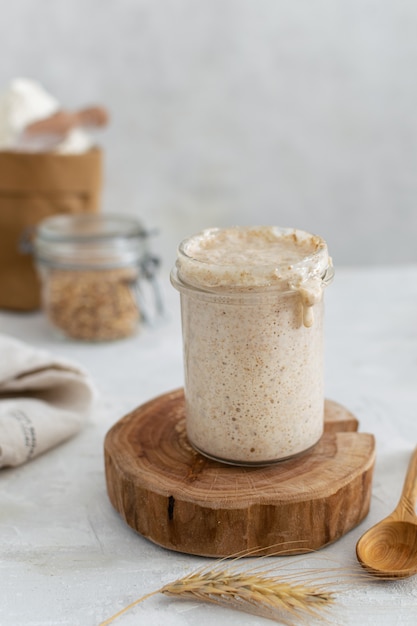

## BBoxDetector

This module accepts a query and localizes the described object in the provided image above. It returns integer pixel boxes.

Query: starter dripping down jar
[171,226,334,466]
[34,214,159,341]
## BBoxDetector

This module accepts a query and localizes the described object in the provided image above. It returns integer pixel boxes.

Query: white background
[1,0,417,267]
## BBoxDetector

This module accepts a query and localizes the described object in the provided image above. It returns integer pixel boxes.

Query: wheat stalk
[99,561,335,626]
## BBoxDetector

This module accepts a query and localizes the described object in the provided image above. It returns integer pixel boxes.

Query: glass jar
[171,226,334,466]
[33,213,161,341]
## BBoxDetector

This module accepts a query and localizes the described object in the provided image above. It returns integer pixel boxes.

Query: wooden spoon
[24,106,109,137]
[356,446,417,578]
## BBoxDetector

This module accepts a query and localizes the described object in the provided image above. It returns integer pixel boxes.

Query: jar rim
[175,226,333,293]
[33,213,149,269]
[36,213,148,243]
[171,264,334,299]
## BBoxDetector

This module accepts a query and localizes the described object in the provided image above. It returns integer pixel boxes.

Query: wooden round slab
[104,388,375,557]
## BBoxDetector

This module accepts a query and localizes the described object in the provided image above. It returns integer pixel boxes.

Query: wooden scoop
[356,446,417,578]
[24,106,109,138]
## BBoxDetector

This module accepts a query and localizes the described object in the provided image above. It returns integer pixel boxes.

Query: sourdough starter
[171,226,333,465]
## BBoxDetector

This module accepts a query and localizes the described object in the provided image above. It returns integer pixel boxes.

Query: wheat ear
[99,563,335,626]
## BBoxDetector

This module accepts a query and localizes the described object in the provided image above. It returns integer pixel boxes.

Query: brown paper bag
[0,148,102,310]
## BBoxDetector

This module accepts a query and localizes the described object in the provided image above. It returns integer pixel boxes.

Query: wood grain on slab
[104,388,375,557]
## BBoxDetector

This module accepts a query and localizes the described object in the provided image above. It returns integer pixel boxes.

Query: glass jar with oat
[34,214,160,341]
[171,226,334,466]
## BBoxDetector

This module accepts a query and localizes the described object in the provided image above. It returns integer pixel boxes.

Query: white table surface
[1,264,417,626]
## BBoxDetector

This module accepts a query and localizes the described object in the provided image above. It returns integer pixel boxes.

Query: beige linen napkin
[0,333,96,468]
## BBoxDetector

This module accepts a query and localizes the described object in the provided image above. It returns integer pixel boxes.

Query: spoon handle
[397,446,417,519]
